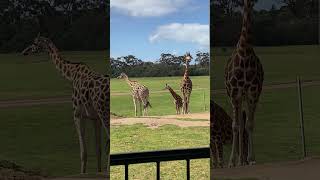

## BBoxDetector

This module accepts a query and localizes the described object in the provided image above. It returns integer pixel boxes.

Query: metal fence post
[186,159,190,180]
[125,163,129,180]
[297,76,306,158]
[156,161,160,180]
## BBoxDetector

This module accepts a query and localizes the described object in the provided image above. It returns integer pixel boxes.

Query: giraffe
[180,52,193,114]
[224,0,264,167]
[22,34,110,178]
[210,100,248,170]
[163,83,183,115]
[117,72,151,116]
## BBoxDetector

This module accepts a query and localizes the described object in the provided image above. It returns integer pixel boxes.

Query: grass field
[111,76,210,117]
[0,45,320,179]
[0,51,108,100]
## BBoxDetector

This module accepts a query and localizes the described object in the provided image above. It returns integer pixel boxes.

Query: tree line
[211,0,319,46]
[111,52,209,78]
[0,0,109,53]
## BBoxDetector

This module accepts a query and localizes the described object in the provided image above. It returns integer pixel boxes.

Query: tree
[195,51,209,67]
[278,0,316,18]
[158,53,183,66]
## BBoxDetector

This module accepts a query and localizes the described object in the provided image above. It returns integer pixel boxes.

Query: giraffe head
[117,72,128,79]
[22,33,49,55]
[163,83,170,90]
[184,52,192,64]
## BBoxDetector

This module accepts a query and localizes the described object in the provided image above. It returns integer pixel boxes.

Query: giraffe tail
[145,101,152,108]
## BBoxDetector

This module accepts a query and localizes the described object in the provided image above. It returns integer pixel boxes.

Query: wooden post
[297,76,306,158]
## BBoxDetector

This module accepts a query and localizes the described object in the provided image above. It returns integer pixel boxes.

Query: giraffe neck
[42,39,77,81]
[237,0,253,52]
[183,64,189,78]
[167,86,179,99]
[124,77,135,88]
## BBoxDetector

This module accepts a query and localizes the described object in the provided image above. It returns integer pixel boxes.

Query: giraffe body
[181,52,193,114]
[22,35,110,178]
[164,84,183,115]
[117,73,151,116]
[210,101,248,169]
[224,0,264,167]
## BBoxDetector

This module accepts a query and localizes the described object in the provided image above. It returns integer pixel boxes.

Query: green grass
[213,85,320,163]
[0,103,210,179]
[0,51,108,100]
[1,45,320,179]
[111,125,209,179]
[111,76,210,117]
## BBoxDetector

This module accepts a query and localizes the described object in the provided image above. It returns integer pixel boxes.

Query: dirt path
[212,157,320,180]
[111,112,209,129]
[1,80,320,108]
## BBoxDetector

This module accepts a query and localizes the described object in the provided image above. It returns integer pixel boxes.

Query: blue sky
[110,0,210,62]
[110,0,280,61]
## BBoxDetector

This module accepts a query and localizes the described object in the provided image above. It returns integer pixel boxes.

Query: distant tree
[158,53,183,66]
[117,55,143,67]
[195,51,209,67]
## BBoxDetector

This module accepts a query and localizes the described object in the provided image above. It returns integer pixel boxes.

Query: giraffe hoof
[249,161,256,165]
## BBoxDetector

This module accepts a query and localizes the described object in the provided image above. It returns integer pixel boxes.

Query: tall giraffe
[117,73,151,116]
[210,100,248,170]
[22,34,110,178]
[224,0,264,167]
[164,83,183,115]
[180,52,193,114]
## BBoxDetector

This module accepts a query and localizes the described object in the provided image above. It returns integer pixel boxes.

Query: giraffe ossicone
[22,35,110,179]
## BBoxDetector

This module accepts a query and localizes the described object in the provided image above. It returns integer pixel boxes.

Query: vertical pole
[297,76,306,158]
[203,90,206,111]
[156,161,160,180]
[186,159,190,180]
[125,164,129,180]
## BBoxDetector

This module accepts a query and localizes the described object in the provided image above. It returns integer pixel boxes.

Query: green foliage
[211,1,319,46]
[0,0,108,53]
[111,53,209,78]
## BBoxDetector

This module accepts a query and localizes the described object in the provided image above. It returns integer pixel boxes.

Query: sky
[110,0,279,61]
[110,0,210,62]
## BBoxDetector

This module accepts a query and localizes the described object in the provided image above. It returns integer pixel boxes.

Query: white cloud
[149,23,209,48]
[110,0,188,17]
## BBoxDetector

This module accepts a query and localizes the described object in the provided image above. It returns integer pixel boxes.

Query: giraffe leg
[139,100,143,116]
[94,119,102,172]
[96,109,110,180]
[93,89,110,179]
[183,95,187,114]
[228,99,241,168]
[211,140,218,169]
[73,109,87,174]
[132,97,137,117]
[246,99,257,165]
[217,140,224,168]
[186,94,191,114]
[238,106,245,166]
[175,102,179,115]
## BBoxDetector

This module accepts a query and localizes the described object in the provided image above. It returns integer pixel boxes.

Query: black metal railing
[110,147,210,180]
